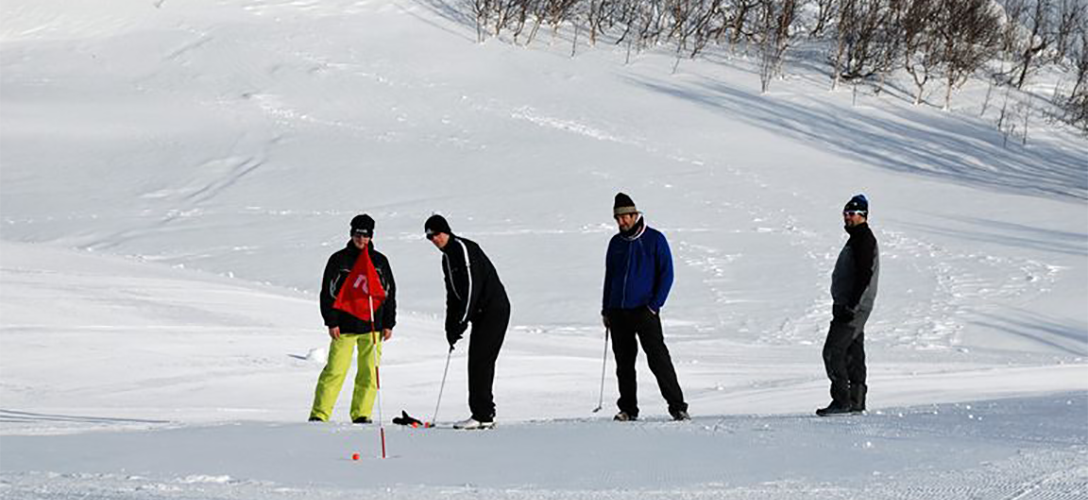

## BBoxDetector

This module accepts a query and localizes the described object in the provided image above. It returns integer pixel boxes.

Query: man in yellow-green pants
[310,214,397,424]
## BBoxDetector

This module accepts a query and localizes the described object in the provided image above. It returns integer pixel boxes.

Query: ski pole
[369,295,387,459]
[427,347,453,428]
[593,327,610,413]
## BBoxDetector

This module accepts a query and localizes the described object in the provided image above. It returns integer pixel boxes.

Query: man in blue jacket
[602,193,689,422]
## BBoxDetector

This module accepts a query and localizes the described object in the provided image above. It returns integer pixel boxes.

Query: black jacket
[320,241,397,333]
[831,222,879,311]
[441,235,508,335]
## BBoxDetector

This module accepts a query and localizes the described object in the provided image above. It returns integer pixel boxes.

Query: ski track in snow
[475,87,1068,355]
[873,228,1063,352]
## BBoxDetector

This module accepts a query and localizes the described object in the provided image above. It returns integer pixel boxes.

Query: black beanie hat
[350,214,375,237]
[424,214,452,238]
[613,192,638,216]
[844,194,869,215]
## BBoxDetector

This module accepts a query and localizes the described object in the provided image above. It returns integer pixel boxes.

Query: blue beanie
[844,194,868,214]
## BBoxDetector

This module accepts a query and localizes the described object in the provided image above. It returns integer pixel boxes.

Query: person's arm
[443,245,470,347]
[320,254,342,340]
[320,254,339,327]
[602,240,614,326]
[847,230,876,309]
[650,234,674,313]
[445,239,473,325]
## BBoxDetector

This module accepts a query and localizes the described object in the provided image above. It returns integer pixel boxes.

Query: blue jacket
[602,220,674,312]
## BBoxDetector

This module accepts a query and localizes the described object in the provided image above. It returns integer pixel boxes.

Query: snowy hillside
[1,0,1086,498]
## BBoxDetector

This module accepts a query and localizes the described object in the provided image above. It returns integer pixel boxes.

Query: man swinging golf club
[425,214,510,430]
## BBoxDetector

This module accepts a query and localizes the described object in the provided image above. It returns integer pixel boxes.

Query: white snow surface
[1,0,1087,498]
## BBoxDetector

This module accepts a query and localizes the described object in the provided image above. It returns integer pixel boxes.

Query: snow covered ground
[2,0,1086,498]
[3,394,1085,499]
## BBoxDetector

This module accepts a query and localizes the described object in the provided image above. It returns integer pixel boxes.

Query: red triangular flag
[333,249,386,322]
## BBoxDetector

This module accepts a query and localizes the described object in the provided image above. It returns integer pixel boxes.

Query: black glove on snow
[392,410,424,426]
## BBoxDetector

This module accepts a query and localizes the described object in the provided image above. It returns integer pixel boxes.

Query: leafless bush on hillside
[757,0,799,92]
[1053,0,1086,63]
[871,0,907,93]
[454,0,1086,136]
[830,0,893,89]
[808,0,837,37]
[1013,0,1054,88]
[936,0,1002,109]
[723,0,757,47]
[1074,27,1088,94]
[688,0,729,58]
[901,0,938,104]
[473,0,493,41]
[1061,26,1088,132]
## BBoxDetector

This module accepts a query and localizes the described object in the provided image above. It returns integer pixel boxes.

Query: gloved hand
[446,320,467,349]
[833,304,856,322]
[602,312,611,329]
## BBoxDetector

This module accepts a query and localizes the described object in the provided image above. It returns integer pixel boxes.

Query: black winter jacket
[831,222,879,312]
[440,235,508,335]
[320,241,397,333]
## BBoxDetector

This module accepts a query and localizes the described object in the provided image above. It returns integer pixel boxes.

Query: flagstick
[369,292,387,459]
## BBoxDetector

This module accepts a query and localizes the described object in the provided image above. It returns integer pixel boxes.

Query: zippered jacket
[441,235,508,333]
[602,218,674,312]
[831,222,879,312]
[320,241,397,332]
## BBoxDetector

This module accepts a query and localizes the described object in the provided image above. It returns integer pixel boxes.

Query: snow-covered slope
[1,0,1086,498]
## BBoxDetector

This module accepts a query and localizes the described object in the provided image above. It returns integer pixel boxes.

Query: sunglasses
[351,231,371,238]
[425,231,437,241]
[843,210,866,216]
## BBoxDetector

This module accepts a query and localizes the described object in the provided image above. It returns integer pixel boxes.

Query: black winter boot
[816,401,853,417]
[670,409,691,421]
[850,384,867,413]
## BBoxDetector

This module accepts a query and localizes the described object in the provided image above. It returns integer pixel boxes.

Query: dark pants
[467,297,510,422]
[822,305,869,408]
[610,308,687,417]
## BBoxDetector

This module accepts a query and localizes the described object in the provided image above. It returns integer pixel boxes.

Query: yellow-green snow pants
[309,332,382,422]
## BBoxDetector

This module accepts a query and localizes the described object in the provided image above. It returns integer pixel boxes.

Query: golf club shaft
[432,347,453,425]
[595,327,609,411]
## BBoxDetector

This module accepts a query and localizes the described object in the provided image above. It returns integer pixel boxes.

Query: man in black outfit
[818,194,879,416]
[425,214,510,430]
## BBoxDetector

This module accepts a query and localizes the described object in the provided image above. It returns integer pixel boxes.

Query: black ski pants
[610,308,687,417]
[822,305,869,407]
[467,297,510,422]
